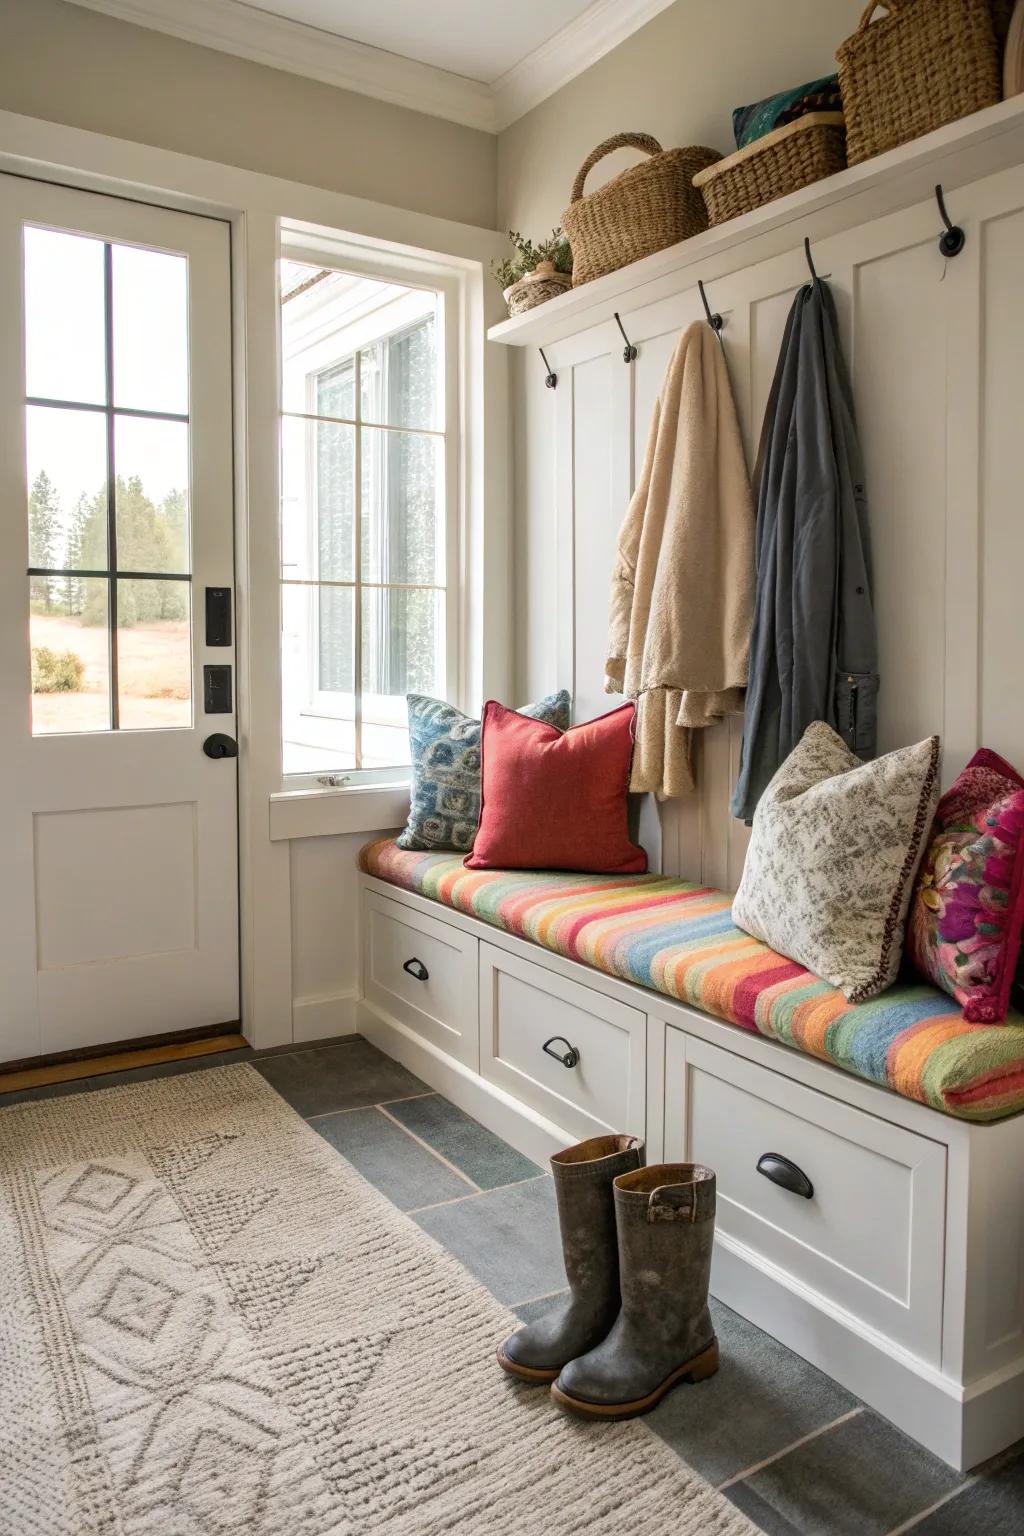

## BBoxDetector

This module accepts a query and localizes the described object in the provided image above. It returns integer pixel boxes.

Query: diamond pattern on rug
[61,1161,139,1216]
[146,1131,240,1186]
[218,1256,322,1332]
[175,1426,273,1532]
[177,1187,277,1252]
[0,1064,754,1536]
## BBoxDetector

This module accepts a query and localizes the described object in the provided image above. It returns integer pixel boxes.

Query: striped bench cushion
[360,838,1024,1124]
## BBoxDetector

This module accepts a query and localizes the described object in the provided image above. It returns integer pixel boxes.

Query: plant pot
[505,261,572,317]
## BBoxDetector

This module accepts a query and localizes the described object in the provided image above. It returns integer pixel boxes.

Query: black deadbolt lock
[203,733,238,760]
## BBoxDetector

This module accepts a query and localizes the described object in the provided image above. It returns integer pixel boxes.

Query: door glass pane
[112,244,188,414]
[26,405,108,572]
[30,578,110,734]
[116,579,192,730]
[114,415,190,573]
[281,415,355,583]
[24,227,106,405]
[361,586,443,768]
[282,582,355,775]
[361,426,442,585]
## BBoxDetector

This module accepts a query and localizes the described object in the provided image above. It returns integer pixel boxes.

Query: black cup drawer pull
[756,1152,814,1200]
[543,1036,580,1069]
[402,957,429,983]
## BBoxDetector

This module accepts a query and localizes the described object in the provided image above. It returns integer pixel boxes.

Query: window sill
[269,781,410,841]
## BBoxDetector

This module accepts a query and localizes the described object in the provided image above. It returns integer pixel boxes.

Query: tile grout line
[885,1476,980,1536]
[408,1172,549,1216]
[375,1103,481,1191]
[305,1092,436,1122]
[716,1407,865,1491]
[510,1285,570,1309]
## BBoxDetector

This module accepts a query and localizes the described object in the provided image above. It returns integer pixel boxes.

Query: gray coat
[731,279,877,823]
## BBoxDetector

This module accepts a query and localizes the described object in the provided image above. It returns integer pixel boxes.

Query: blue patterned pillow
[398,691,571,853]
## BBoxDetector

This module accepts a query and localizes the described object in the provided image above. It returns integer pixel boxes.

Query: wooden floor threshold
[0,1033,249,1095]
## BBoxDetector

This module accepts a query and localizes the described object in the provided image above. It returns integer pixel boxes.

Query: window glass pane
[318,584,355,697]
[27,405,108,575]
[282,582,355,775]
[361,427,442,585]
[24,227,106,406]
[116,579,191,730]
[316,360,354,420]
[30,578,110,735]
[281,415,355,583]
[111,244,188,415]
[361,587,443,768]
[360,313,439,431]
[114,416,190,573]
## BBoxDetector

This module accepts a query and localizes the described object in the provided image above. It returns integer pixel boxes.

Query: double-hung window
[279,260,449,781]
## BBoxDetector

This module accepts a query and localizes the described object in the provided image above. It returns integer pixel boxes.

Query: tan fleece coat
[605,322,754,797]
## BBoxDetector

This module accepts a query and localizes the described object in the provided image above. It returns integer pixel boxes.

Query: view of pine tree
[28,470,62,612]
[29,471,189,626]
[62,493,96,615]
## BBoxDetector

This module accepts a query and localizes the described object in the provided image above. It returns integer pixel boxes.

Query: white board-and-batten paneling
[514,160,1024,889]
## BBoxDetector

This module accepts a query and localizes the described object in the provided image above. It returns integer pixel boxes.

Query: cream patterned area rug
[0,1065,754,1536]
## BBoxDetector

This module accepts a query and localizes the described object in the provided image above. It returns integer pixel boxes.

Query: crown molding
[64,0,497,131]
[491,0,677,131]
[65,0,678,135]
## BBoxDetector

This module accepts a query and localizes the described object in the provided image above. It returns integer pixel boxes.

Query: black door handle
[203,733,238,759]
[403,957,429,982]
[542,1036,580,1069]
[756,1152,814,1200]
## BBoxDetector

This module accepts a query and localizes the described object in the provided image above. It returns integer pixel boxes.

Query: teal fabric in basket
[397,691,571,854]
[733,74,841,150]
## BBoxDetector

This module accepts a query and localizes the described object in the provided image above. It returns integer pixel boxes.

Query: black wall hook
[697,279,725,345]
[539,347,557,389]
[935,184,966,258]
[613,312,638,363]
[803,237,832,288]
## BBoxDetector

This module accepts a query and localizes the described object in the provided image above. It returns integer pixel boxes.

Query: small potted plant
[492,229,573,316]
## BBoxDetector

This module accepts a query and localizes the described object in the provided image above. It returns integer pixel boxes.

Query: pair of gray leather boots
[497,1134,718,1419]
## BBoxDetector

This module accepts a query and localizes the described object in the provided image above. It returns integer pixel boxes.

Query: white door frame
[0,108,512,1050]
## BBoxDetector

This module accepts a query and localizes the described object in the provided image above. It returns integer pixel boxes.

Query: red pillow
[465,702,647,875]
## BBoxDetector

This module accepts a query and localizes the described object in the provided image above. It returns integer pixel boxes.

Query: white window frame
[279,230,463,792]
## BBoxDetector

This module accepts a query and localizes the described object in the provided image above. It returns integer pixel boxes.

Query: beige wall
[2,0,497,228]
[496,0,864,234]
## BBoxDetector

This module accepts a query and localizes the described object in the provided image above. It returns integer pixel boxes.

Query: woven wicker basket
[837,0,1002,167]
[693,113,847,228]
[504,262,572,317]
[561,133,721,287]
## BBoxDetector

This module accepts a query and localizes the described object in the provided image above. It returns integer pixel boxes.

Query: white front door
[0,177,239,1063]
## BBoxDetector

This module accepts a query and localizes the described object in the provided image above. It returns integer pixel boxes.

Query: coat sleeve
[605,395,659,693]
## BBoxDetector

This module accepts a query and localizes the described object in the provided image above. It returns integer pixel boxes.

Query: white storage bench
[358,865,1024,1472]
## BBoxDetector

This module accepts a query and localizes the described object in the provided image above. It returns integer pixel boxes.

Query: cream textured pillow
[732,722,940,1002]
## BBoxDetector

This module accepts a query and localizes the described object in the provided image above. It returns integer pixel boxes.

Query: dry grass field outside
[30,611,192,733]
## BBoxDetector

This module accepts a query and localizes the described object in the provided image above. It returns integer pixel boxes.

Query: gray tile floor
[4,1034,1023,1535]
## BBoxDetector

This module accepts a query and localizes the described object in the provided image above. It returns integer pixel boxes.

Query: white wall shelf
[487,96,1024,349]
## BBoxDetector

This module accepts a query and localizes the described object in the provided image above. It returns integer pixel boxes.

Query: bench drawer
[664,1030,946,1362]
[363,892,478,1069]
[479,943,646,1142]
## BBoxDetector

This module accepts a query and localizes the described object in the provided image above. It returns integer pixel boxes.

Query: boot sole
[496,1344,561,1385]
[550,1338,719,1420]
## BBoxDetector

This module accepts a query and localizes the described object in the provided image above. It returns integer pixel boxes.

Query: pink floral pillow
[907,749,1024,1022]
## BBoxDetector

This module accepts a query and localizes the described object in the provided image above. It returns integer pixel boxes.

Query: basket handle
[856,0,911,30]
[570,133,664,203]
